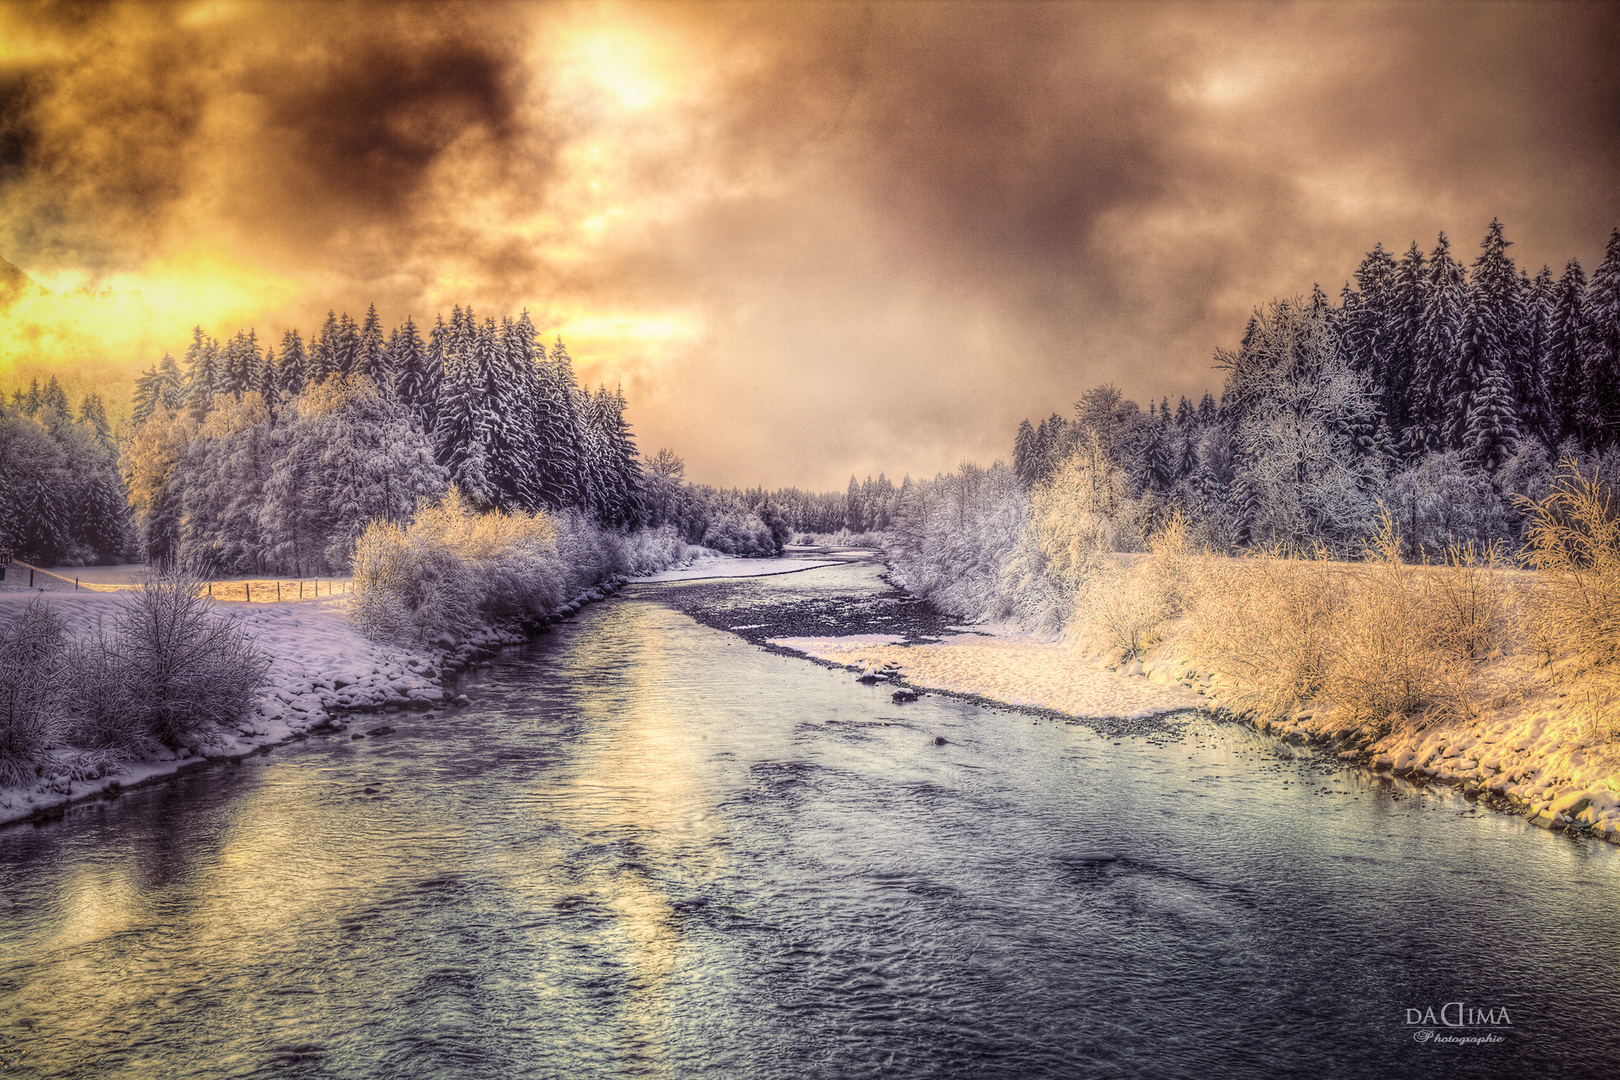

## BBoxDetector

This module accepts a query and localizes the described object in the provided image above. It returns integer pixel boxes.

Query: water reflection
[2,586,1619,1078]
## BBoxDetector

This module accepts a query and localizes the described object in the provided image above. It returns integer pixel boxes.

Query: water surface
[3,570,1617,1077]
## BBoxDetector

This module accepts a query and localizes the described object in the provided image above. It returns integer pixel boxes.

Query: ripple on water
[1,588,1619,1077]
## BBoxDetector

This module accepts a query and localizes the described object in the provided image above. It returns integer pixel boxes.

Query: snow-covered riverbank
[0,578,624,828]
[769,616,1620,843]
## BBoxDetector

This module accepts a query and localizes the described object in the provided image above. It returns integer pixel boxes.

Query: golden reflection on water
[552,600,740,1068]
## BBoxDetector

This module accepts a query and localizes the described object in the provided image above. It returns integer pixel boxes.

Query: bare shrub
[1519,458,1620,671]
[62,629,150,756]
[115,573,271,749]
[1426,542,1517,663]
[0,598,69,785]
[1183,546,1347,717]
[1319,524,1472,729]
[1072,516,1197,659]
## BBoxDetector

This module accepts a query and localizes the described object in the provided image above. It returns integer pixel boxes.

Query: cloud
[1,1,1617,488]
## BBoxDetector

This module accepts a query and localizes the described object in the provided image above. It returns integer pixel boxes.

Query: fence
[2,558,351,603]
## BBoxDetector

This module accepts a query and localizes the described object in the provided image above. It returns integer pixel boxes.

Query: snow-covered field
[630,555,835,583]
[769,627,1201,720]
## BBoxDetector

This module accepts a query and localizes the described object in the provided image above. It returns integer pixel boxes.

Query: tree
[1450,220,1522,462]
[1408,233,1466,458]
[1546,259,1588,448]
[357,303,388,385]
[277,329,308,401]
[432,320,497,507]
[183,326,221,421]
[1578,228,1620,447]
[262,376,449,574]
[1220,297,1377,548]
[391,315,435,426]
[1517,266,1555,449]
[120,404,197,567]
[308,311,339,383]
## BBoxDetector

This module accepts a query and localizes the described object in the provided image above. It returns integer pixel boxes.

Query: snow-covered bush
[63,629,153,758]
[618,525,704,576]
[1071,516,1198,660]
[353,490,698,645]
[351,516,481,645]
[889,462,1026,621]
[791,529,887,548]
[113,574,270,749]
[1383,451,1510,561]
[701,513,777,556]
[352,488,555,644]
[0,599,69,785]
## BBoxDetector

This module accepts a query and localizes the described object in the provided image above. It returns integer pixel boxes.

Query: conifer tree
[77,393,111,445]
[357,303,388,385]
[1517,266,1555,449]
[1379,242,1427,459]
[133,365,164,424]
[308,311,339,383]
[258,344,278,404]
[183,326,221,421]
[1545,259,1588,447]
[432,319,497,506]
[1409,234,1466,456]
[1013,419,1038,487]
[540,336,589,509]
[391,316,435,425]
[334,312,360,376]
[278,328,308,401]
[1578,228,1620,448]
[1450,220,1522,455]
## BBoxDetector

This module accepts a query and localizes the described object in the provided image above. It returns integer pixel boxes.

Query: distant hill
[0,255,43,306]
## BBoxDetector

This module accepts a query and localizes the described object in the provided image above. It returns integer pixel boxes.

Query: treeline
[0,377,128,564]
[1005,221,1620,559]
[894,219,1620,629]
[125,305,649,575]
[640,451,899,554]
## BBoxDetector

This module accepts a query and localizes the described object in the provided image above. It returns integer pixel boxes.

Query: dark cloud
[3,1,1619,488]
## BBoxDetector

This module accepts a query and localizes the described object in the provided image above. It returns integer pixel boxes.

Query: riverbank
[0,549,808,829]
[0,576,627,828]
[663,551,1620,845]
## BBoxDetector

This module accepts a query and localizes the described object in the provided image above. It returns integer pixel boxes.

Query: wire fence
[1,558,352,603]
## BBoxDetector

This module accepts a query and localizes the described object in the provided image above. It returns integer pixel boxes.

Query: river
[3,559,1618,1077]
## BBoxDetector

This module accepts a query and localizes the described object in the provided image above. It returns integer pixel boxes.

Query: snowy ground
[629,555,835,583]
[768,627,1202,720]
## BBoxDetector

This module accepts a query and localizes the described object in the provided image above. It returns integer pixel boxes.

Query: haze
[2,0,1617,489]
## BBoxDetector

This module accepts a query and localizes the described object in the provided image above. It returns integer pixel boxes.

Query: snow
[768,627,1200,720]
[629,555,836,583]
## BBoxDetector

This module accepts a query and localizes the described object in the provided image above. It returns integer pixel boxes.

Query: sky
[2,0,1618,490]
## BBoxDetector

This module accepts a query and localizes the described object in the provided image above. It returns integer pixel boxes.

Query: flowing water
[3,566,1619,1078]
